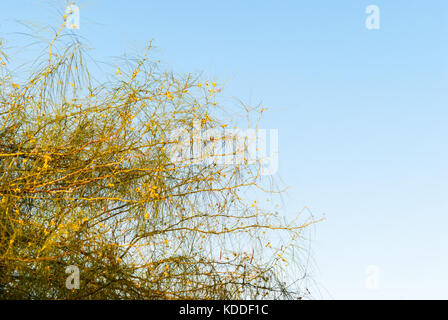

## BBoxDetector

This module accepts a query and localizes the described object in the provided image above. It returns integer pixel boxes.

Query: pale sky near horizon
[1,0,447,299]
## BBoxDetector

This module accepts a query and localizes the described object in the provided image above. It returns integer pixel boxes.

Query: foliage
[0,24,315,299]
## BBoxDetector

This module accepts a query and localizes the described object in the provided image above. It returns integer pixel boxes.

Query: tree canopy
[0,24,316,299]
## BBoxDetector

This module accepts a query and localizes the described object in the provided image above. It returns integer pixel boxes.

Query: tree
[0,23,316,299]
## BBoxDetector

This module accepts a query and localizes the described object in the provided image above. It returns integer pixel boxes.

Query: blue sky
[1,0,447,299]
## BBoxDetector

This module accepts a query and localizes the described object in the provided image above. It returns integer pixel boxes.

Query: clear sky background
[1,0,447,299]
